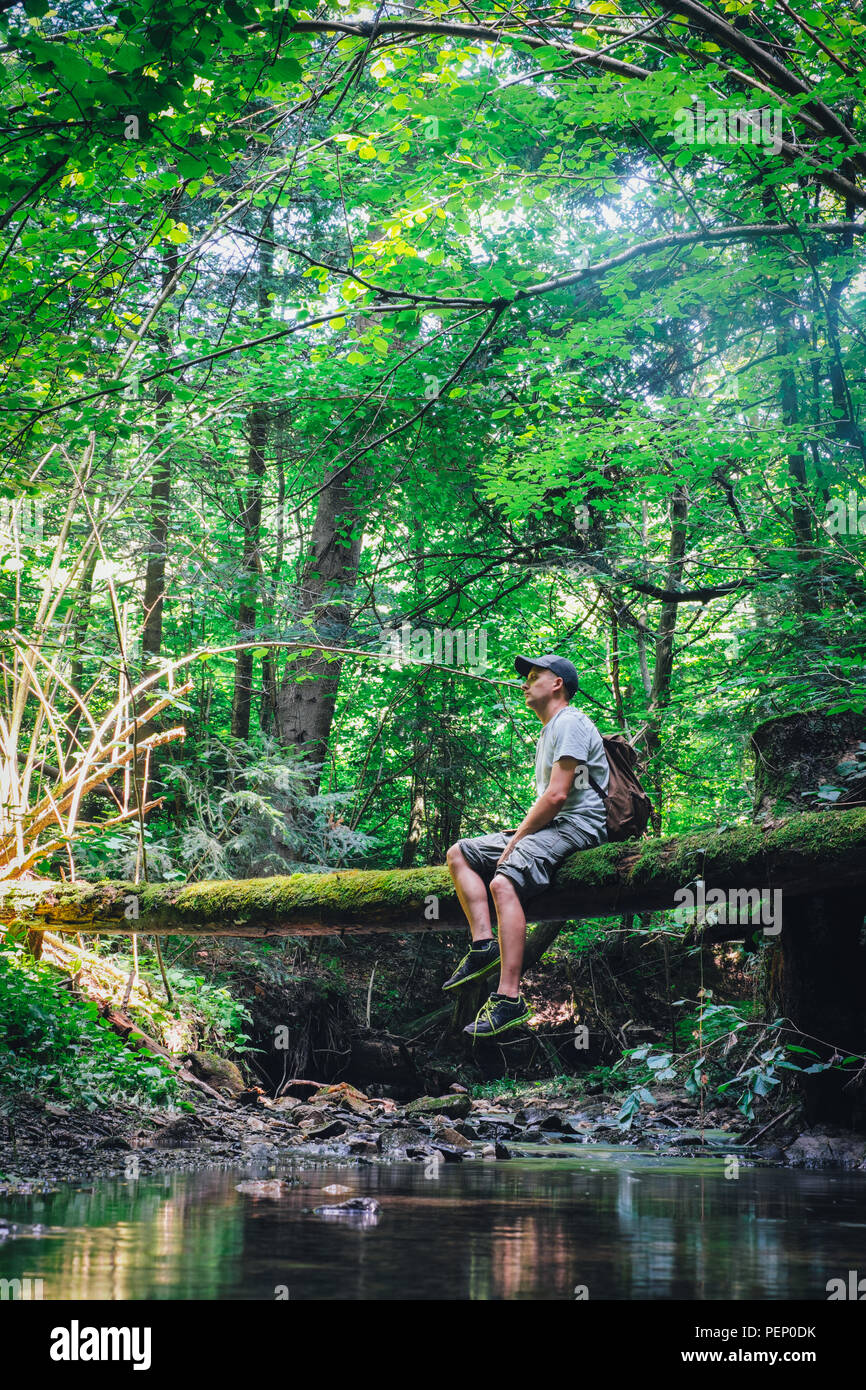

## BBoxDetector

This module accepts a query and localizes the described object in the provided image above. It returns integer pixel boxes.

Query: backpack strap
[587,773,608,802]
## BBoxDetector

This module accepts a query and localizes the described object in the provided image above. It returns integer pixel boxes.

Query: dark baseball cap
[514,653,579,697]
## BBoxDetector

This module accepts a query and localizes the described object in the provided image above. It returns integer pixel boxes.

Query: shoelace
[458,945,495,972]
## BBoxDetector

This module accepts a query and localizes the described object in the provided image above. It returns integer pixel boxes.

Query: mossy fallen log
[1,806,865,937]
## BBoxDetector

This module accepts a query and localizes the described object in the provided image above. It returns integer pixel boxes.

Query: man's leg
[489,873,526,997]
[463,828,595,1036]
[445,844,495,941]
[461,872,531,1036]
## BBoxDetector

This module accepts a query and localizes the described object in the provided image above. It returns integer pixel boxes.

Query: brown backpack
[587,734,654,841]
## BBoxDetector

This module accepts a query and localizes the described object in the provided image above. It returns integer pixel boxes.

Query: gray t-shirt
[534,706,609,844]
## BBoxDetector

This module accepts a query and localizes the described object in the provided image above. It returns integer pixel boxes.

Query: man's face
[522,666,562,710]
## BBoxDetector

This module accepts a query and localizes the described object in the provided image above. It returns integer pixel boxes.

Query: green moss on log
[558,807,866,892]
[138,865,453,929]
[2,806,865,935]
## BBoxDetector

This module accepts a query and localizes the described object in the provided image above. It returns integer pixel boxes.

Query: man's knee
[490,873,518,901]
[446,843,465,870]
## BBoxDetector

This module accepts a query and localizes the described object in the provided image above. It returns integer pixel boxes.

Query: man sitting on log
[444,653,609,1037]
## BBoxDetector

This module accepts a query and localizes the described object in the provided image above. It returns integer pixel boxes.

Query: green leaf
[273,56,302,81]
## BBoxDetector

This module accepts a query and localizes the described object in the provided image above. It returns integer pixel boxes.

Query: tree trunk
[231,210,274,740]
[141,397,172,666]
[400,760,426,868]
[136,232,179,808]
[231,407,268,739]
[272,465,364,785]
[780,888,864,1127]
[772,307,820,614]
[259,441,286,735]
[751,709,866,821]
[428,675,464,860]
[824,203,865,463]
[141,233,179,670]
[750,712,866,1129]
[398,513,429,867]
[269,228,390,780]
[644,484,689,824]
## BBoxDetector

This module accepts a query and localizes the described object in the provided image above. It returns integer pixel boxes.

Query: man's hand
[495,836,520,868]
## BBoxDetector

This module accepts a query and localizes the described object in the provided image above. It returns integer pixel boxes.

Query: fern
[74,734,377,881]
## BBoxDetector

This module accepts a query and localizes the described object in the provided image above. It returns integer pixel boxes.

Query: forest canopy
[2,0,865,884]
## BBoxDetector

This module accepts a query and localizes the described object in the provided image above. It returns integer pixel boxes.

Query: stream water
[2,1144,865,1300]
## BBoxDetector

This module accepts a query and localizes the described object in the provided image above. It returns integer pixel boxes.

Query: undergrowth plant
[74,734,378,882]
[612,991,862,1128]
[97,946,256,1056]
[0,934,183,1111]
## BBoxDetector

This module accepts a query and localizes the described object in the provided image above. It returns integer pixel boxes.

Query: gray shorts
[457,818,603,905]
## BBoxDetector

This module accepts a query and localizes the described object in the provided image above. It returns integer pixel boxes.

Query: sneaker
[463,992,531,1038]
[441,939,501,991]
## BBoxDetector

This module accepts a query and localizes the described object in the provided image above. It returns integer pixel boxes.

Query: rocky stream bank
[3,1067,866,1200]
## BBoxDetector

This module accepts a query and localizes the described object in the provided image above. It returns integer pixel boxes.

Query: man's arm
[495,757,581,867]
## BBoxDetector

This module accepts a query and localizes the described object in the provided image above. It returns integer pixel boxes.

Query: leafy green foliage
[1,0,865,1110]
[73,735,377,881]
[93,945,256,1056]
[0,937,180,1110]
[613,992,861,1124]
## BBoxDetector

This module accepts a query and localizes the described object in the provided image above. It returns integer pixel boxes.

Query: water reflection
[1,1148,864,1300]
